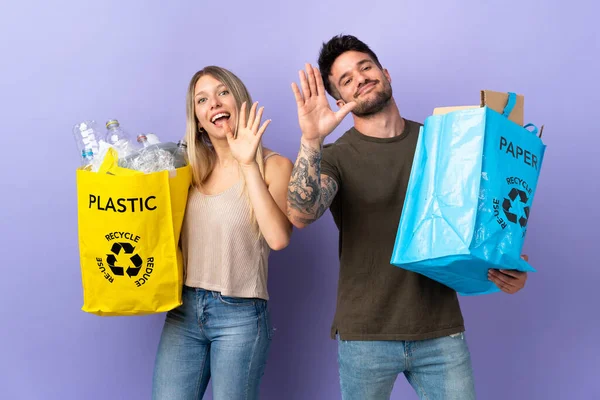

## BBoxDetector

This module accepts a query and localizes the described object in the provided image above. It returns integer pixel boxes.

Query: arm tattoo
[287,143,338,225]
[304,143,322,168]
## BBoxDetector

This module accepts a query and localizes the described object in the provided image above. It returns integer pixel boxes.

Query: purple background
[1,0,598,398]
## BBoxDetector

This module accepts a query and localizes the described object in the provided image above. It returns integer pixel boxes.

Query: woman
[152,66,293,399]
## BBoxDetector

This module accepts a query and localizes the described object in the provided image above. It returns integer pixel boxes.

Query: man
[286,34,528,399]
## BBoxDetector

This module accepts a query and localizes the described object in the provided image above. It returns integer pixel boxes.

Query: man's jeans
[337,332,476,399]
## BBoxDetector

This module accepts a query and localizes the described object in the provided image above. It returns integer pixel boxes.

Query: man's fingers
[488,270,516,287]
[292,82,304,107]
[306,63,318,97]
[336,101,357,121]
[299,69,311,99]
[313,66,325,97]
[499,269,526,279]
[489,274,514,293]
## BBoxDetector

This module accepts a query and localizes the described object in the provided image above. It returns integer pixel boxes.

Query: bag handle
[502,92,517,117]
[504,92,544,138]
[524,123,539,136]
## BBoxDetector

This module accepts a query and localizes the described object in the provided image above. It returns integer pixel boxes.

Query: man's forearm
[287,137,335,226]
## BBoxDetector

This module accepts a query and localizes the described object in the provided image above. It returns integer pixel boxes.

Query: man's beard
[349,80,393,117]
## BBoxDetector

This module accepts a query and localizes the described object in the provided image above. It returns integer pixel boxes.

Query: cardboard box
[433,90,525,126]
[432,105,479,115]
[481,90,524,126]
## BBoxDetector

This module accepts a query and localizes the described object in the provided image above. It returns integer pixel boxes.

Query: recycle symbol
[106,242,143,277]
[502,188,530,228]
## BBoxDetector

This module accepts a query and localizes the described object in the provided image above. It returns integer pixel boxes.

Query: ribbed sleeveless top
[181,153,278,300]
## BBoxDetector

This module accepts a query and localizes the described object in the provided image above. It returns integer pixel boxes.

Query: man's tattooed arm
[287,140,339,227]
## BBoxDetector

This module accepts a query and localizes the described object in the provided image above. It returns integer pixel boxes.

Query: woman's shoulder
[263,148,290,164]
[263,148,293,184]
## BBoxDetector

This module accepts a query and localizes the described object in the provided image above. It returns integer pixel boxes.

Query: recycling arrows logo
[502,188,530,228]
[106,242,143,278]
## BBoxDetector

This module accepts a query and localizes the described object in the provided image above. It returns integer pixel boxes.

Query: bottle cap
[106,119,119,128]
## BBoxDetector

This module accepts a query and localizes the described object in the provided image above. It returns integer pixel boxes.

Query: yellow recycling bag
[76,158,191,316]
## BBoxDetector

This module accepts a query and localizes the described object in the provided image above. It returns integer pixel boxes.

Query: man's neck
[352,98,405,138]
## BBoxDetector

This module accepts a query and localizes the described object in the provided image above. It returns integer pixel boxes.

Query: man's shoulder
[322,128,356,159]
[406,118,424,130]
[323,127,355,148]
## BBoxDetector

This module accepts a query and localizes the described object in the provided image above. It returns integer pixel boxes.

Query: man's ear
[336,99,346,109]
[383,68,391,84]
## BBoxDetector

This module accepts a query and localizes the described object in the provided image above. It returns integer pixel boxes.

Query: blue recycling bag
[391,93,546,295]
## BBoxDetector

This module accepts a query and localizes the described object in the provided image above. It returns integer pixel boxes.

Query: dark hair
[317,34,383,99]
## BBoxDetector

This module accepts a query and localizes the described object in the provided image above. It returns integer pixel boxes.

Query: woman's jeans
[152,286,273,400]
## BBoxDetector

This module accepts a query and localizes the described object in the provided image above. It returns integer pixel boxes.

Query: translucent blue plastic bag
[391,93,546,295]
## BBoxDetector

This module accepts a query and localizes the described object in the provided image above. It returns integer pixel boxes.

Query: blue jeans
[152,286,273,400]
[337,332,476,400]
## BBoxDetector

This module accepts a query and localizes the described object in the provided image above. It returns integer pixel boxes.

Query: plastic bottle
[81,148,94,170]
[105,119,137,157]
[174,140,188,168]
[146,133,161,145]
[137,134,151,148]
[73,120,100,161]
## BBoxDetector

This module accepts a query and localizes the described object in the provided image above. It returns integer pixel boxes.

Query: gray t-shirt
[321,119,465,341]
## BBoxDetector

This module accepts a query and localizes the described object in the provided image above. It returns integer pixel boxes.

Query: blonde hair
[184,66,266,225]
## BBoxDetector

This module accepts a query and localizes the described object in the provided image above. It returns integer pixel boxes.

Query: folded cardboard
[432,90,525,127]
